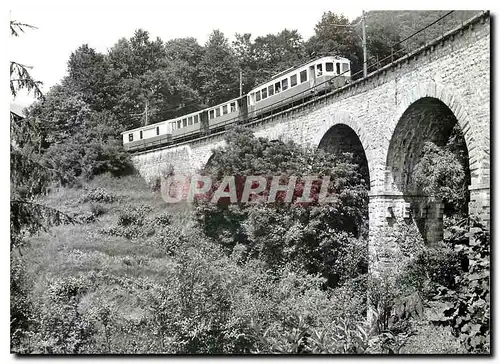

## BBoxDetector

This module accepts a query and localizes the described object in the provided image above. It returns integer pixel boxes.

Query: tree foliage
[199,30,240,106]
[413,126,469,216]
[195,127,368,287]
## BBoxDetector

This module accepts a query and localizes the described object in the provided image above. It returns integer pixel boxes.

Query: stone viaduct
[131,12,490,272]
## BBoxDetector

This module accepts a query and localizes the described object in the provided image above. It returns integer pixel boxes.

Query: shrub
[82,187,116,203]
[23,274,97,354]
[413,140,468,216]
[426,222,490,353]
[43,111,134,185]
[100,206,153,239]
[90,203,106,217]
[117,205,152,227]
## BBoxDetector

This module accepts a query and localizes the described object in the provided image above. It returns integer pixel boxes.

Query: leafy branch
[10,61,44,100]
[10,20,37,37]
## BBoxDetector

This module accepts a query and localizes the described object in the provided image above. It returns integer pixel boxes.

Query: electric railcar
[122,56,351,152]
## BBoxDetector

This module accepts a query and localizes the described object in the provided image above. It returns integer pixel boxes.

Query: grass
[24,172,191,321]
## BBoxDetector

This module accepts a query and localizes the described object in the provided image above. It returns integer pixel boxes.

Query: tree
[27,84,92,145]
[165,37,204,92]
[106,30,203,127]
[10,21,43,99]
[232,33,257,94]
[306,12,362,73]
[199,30,240,106]
[107,29,168,126]
[234,30,308,90]
[10,20,75,351]
[252,29,307,85]
[67,44,112,111]
[413,141,468,216]
[10,20,74,250]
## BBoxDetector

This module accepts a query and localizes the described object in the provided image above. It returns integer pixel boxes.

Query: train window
[128,133,133,142]
[336,63,341,74]
[188,116,193,125]
[275,82,281,93]
[230,102,236,112]
[268,85,274,96]
[326,62,334,72]
[262,87,267,99]
[222,105,228,114]
[194,114,199,123]
[256,91,261,102]
[290,74,297,87]
[216,108,221,117]
[300,70,307,83]
[316,64,323,77]
[342,63,349,72]
[156,127,160,135]
[177,120,181,129]
[183,118,187,127]
[282,78,288,91]
[140,130,143,139]
[209,110,215,119]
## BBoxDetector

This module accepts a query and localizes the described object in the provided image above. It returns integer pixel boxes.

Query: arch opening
[386,97,471,243]
[318,124,370,190]
[318,124,370,239]
[204,153,216,170]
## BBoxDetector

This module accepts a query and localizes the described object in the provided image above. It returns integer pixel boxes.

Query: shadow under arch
[318,123,370,190]
[318,123,371,241]
[386,96,471,243]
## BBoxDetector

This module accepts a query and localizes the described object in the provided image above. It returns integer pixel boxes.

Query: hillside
[17,174,198,353]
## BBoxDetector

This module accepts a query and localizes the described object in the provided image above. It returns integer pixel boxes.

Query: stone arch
[191,140,227,172]
[312,111,374,189]
[391,81,484,187]
[386,90,473,244]
[318,123,370,189]
[386,97,469,193]
[316,118,371,254]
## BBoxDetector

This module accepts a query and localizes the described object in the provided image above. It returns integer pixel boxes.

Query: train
[122,56,351,152]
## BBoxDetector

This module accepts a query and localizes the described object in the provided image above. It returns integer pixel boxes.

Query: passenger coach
[247,56,351,118]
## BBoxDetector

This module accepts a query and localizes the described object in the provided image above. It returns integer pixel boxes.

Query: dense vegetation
[196,127,369,288]
[10,10,489,354]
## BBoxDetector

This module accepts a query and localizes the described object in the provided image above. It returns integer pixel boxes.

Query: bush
[413,139,468,216]
[117,206,149,227]
[90,203,107,217]
[100,206,155,239]
[20,274,97,354]
[426,222,490,353]
[82,188,116,203]
[44,111,134,186]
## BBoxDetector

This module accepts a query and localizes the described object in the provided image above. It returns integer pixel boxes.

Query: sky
[9,0,364,107]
